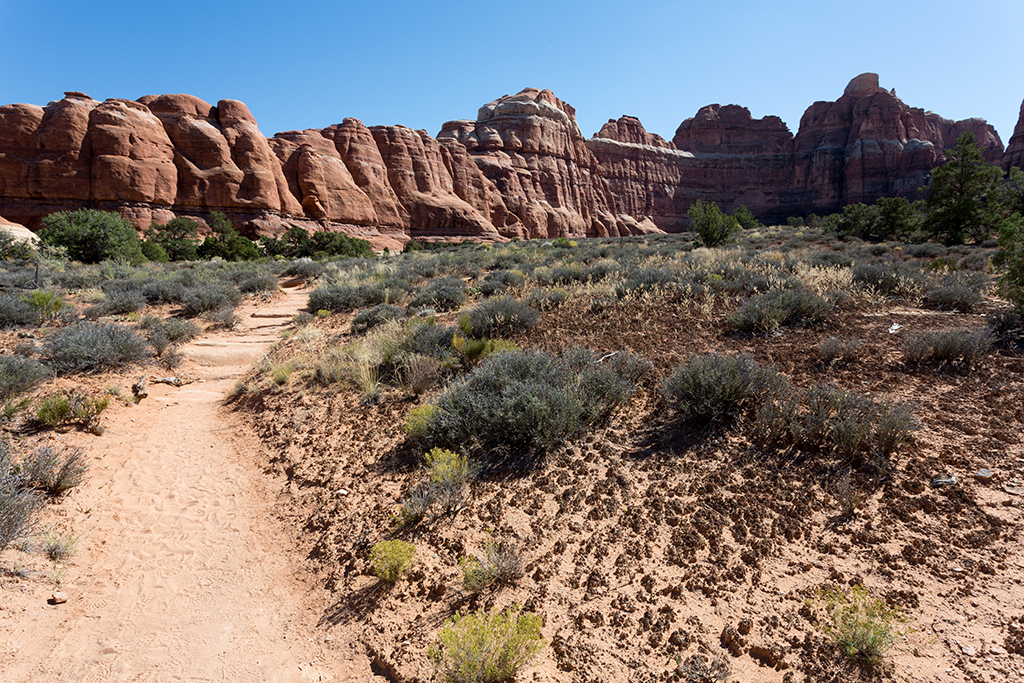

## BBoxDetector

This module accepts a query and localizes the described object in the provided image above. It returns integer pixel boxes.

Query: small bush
[460,297,539,338]
[401,354,442,396]
[351,304,406,334]
[43,529,80,561]
[35,390,110,434]
[92,289,147,316]
[817,337,861,366]
[422,349,642,470]
[429,606,545,683]
[409,277,467,312]
[528,288,569,310]
[901,328,992,368]
[922,285,982,312]
[461,538,526,593]
[43,322,149,375]
[688,200,738,248]
[0,474,42,552]
[0,292,39,328]
[306,283,387,313]
[728,290,832,334]
[0,355,48,401]
[369,539,416,583]
[237,273,279,294]
[21,444,88,494]
[181,284,242,316]
[207,306,241,330]
[664,353,788,425]
[815,585,907,670]
[22,290,65,320]
[425,447,471,487]
[406,404,437,440]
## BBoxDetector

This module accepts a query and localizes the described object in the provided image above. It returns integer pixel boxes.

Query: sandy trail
[1,285,341,682]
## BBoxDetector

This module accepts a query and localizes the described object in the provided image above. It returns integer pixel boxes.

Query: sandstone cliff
[0,75,1014,243]
[1004,99,1024,172]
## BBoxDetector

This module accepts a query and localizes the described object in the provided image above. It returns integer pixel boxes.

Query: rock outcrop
[0,75,1012,243]
[1004,99,1024,172]
[589,73,1006,226]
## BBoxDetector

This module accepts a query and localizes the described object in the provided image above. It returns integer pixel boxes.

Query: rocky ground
[240,270,1024,682]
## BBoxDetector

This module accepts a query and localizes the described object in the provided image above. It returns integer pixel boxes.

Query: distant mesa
[0,73,1019,245]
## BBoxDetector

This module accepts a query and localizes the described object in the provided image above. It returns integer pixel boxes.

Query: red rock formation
[0,77,1010,242]
[1004,99,1024,171]
[439,88,644,238]
[673,105,793,155]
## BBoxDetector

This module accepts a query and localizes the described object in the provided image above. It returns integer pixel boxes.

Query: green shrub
[728,290,832,334]
[369,539,416,583]
[815,585,907,669]
[429,606,545,683]
[460,539,524,593]
[35,390,110,434]
[21,444,88,494]
[664,353,788,425]
[144,217,200,261]
[39,209,145,264]
[22,290,65,320]
[996,212,1024,313]
[195,212,258,261]
[425,447,471,487]
[405,404,437,440]
[460,297,539,338]
[688,200,738,247]
[732,205,760,230]
[0,355,48,401]
[140,240,169,263]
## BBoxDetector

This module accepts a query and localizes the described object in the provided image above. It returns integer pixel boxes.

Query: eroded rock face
[1004,99,1024,172]
[0,76,1010,242]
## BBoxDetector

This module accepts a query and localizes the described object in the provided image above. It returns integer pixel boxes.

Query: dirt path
[0,285,345,682]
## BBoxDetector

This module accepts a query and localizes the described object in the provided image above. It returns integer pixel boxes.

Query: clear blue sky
[2,0,1021,145]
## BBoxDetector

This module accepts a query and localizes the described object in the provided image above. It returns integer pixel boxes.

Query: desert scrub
[664,353,788,425]
[22,290,65,320]
[816,337,861,366]
[369,539,416,583]
[425,447,471,487]
[0,291,39,327]
[459,296,539,338]
[460,538,525,592]
[181,284,242,316]
[351,303,406,334]
[728,289,832,334]
[814,584,908,670]
[429,606,545,683]
[421,348,645,471]
[901,328,992,368]
[0,460,42,552]
[35,390,110,434]
[43,528,80,562]
[0,355,48,401]
[408,276,467,312]
[405,404,437,440]
[43,322,148,375]
[21,444,89,494]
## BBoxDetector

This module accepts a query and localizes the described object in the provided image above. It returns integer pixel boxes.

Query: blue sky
[2,0,1021,145]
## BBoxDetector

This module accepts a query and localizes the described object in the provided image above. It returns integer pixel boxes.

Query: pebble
[974,469,994,482]
[933,475,958,486]
[991,645,1008,655]
[337,488,348,496]
[49,592,68,605]
[961,644,976,656]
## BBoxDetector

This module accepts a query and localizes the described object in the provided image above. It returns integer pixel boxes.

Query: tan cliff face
[0,75,1016,242]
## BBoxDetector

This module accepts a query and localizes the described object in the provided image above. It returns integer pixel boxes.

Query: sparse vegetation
[369,540,416,583]
[429,606,545,683]
[814,584,908,670]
